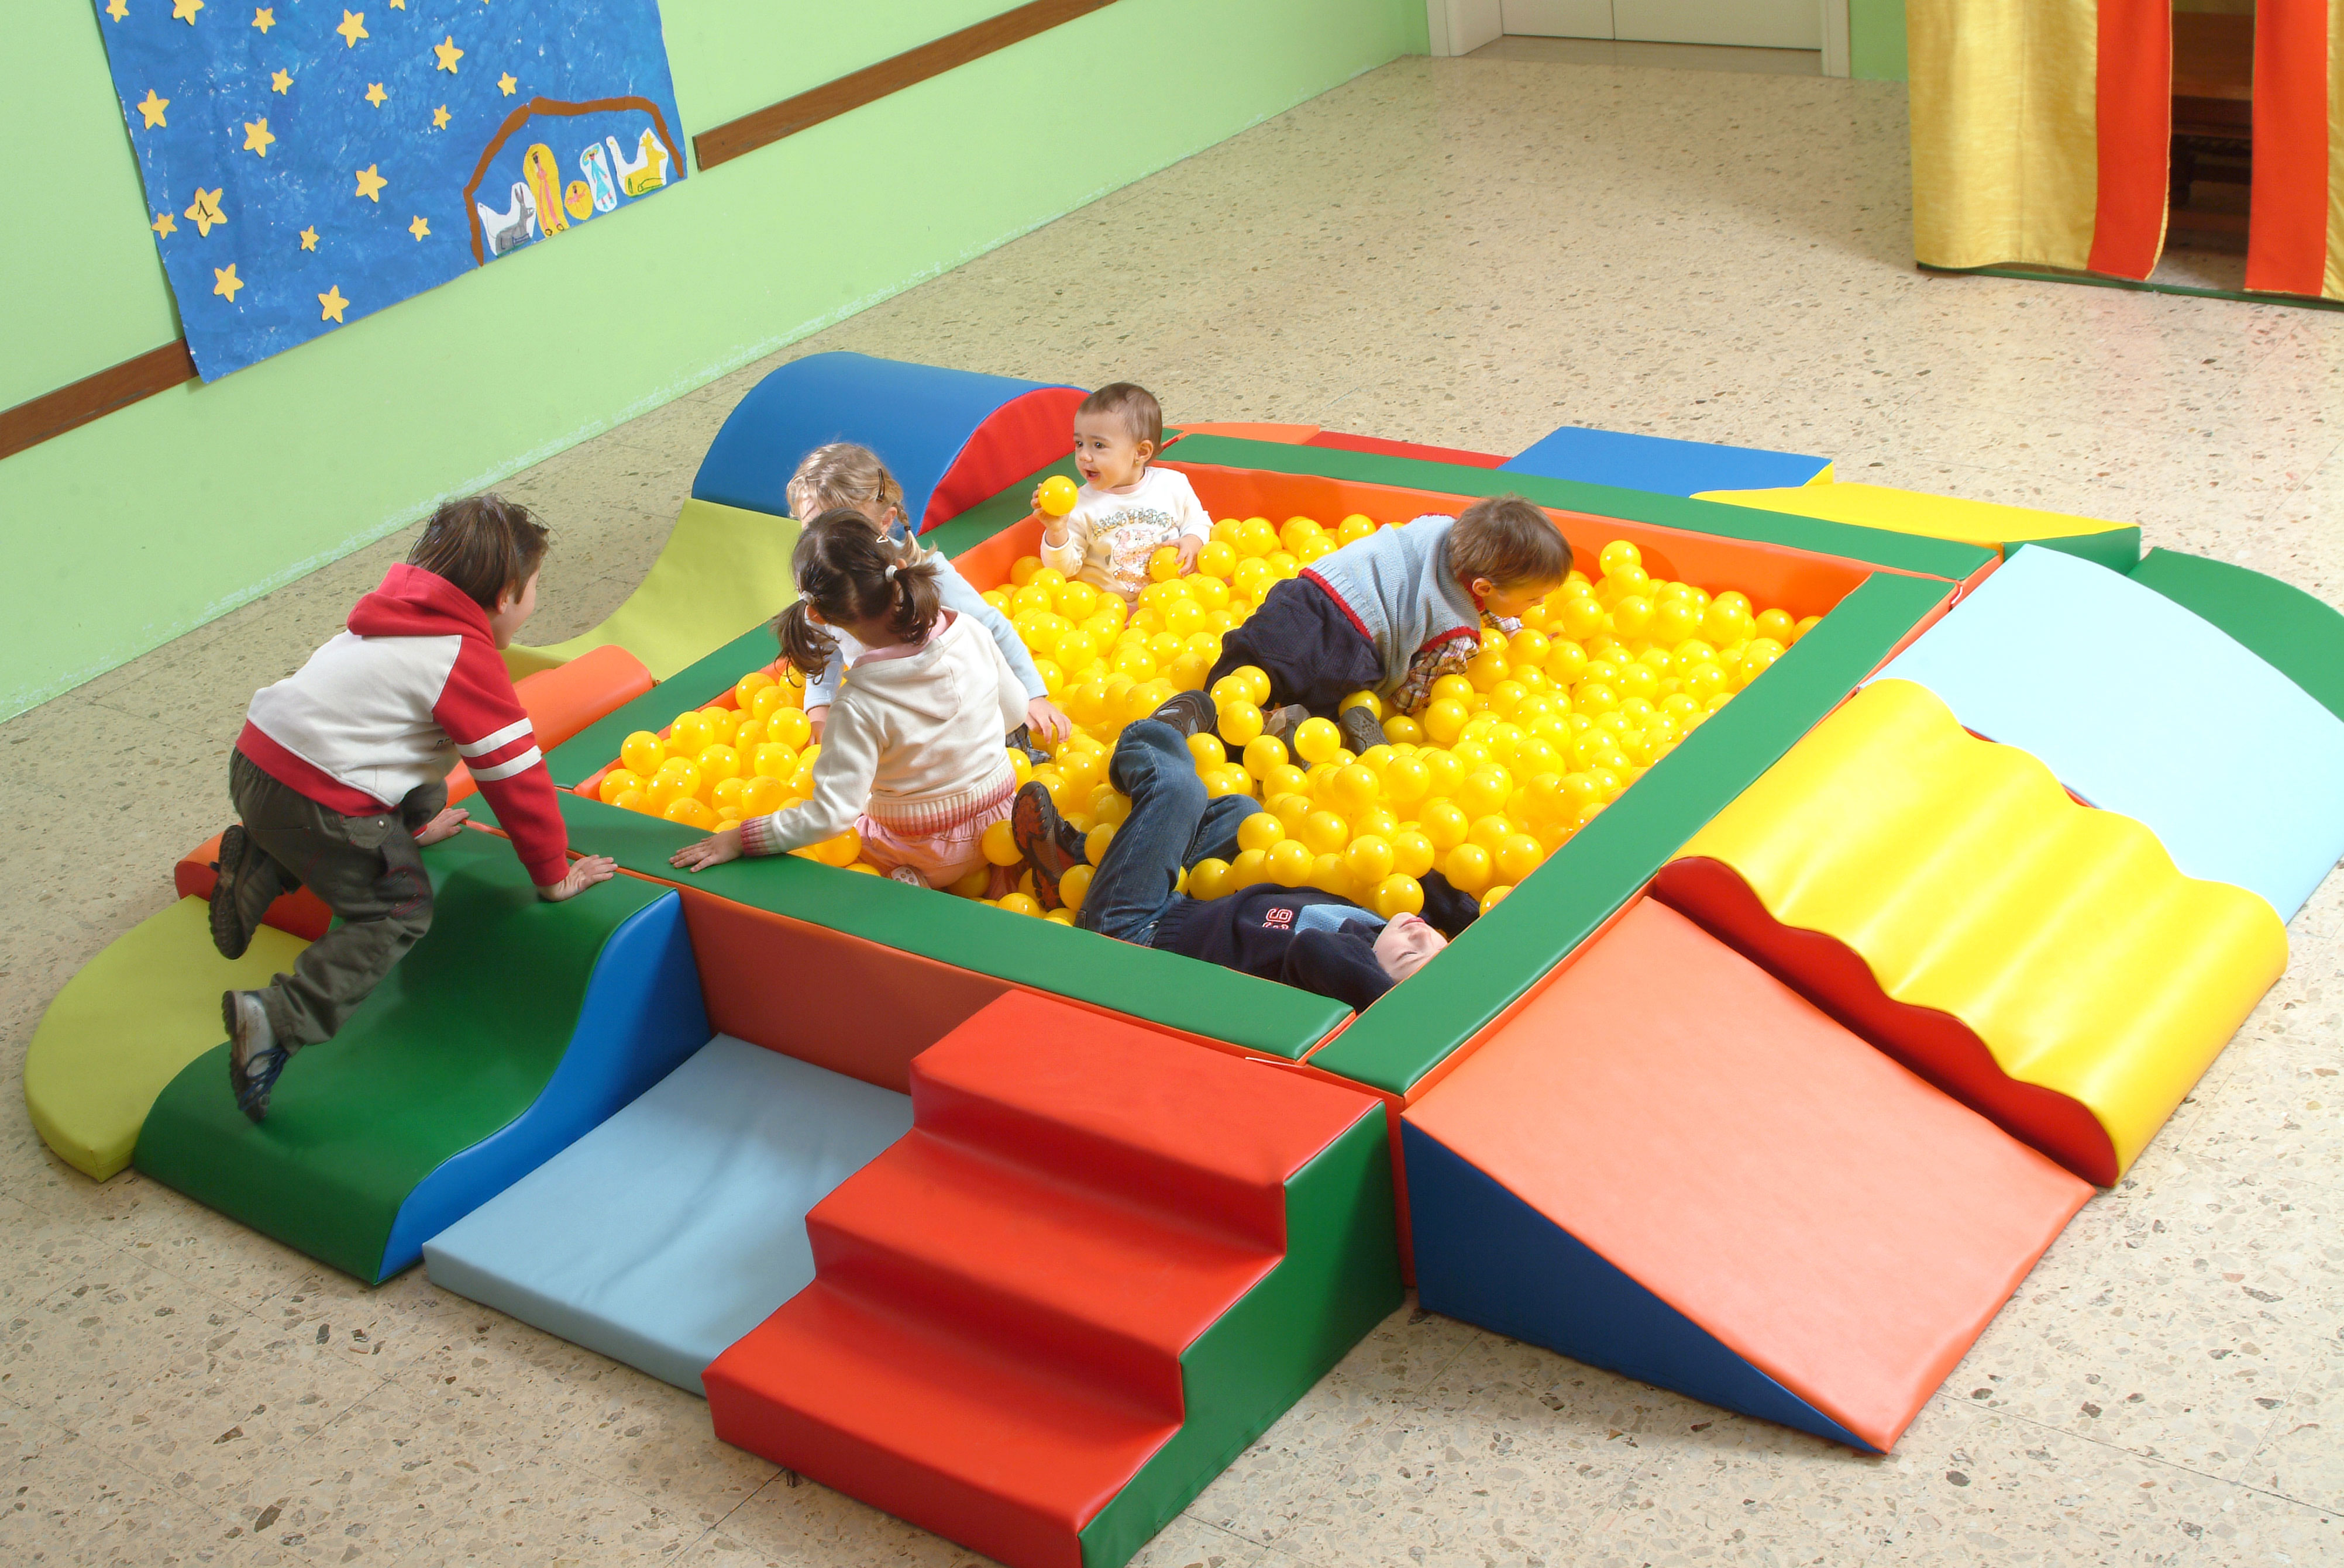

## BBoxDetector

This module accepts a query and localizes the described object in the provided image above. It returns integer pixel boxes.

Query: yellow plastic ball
[1457,768,1513,820]
[1186,857,1233,901]
[1197,540,1239,578]
[766,709,813,750]
[1495,833,1546,884]
[1148,546,1183,583]
[1325,763,1381,816]
[1258,838,1309,887]
[697,745,743,785]
[1479,884,1515,915]
[1217,701,1264,747]
[1237,812,1288,854]
[1444,842,1495,896]
[1417,798,1469,851]
[663,797,720,830]
[1344,834,1396,885]
[1037,474,1080,516]
[1599,540,1643,578]
[1188,732,1227,769]
[1371,874,1424,919]
[1421,698,1469,746]
[1056,863,1093,913]
[1086,823,1117,865]
[668,712,715,756]
[1309,853,1352,897]
[711,776,747,814]
[997,892,1044,918]
[741,776,790,817]
[612,788,649,815]
[1239,735,1286,780]
[982,818,1023,867]
[619,732,665,776]
[1299,808,1352,857]
[1292,717,1342,764]
[598,767,644,805]
[1226,847,1269,890]
[1382,715,1426,746]
[1390,829,1437,880]
[1336,514,1378,546]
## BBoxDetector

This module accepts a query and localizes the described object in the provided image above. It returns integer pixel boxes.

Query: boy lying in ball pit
[1207,492,1573,757]
[209,495,619,1121]
[1010,690,1481,1011]
[786,442,1071,755]
[1033,382,1212,605]
[668,512,1033,891]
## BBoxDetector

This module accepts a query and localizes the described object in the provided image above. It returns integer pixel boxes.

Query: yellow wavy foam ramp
[1671,679,2286,1182]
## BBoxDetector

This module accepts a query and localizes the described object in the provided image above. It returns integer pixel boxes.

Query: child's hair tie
[884,563,899,581]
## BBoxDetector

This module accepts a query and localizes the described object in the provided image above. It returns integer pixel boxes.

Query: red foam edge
[176,644,655,942]
[921,385,1089,533]
[1651,857,2119,1186]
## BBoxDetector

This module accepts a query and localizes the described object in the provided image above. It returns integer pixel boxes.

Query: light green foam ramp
[25,897,312,1181]
[505,499,800,681]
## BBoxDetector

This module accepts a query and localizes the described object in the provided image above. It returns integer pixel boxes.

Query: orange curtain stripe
[2249,0,2331,294]
[2088,0,2174,277]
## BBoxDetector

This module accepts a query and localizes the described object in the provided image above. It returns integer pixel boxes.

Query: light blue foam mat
[1499,424,1830,497]
[1871,545,2344,919]
[422,1035,914,1394]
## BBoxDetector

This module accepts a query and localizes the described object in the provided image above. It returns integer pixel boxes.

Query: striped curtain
[2247,0,2344,298]
[1909,0,2174,280]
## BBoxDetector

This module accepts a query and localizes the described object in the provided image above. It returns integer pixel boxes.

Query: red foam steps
[705,991,1382,1568]
[806,1130,1276,1421]
[718,1283,1175,1568]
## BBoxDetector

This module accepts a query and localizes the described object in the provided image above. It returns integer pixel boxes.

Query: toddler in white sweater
[670,512,1027,887]
[1035,381,1211,601]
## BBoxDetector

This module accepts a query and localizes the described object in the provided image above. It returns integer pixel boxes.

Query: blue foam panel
[378,891,710,1277]
[1873,545,2344,919]
[1402,1122,1873,1450]
[424,1035,914,1394]
[1499,425,1831,497]
[691,351,1074,525]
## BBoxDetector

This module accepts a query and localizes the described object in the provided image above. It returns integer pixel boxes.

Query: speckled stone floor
[5,50,2340,1568]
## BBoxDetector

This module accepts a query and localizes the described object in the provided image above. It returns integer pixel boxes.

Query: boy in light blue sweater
[1207,493,1571,753]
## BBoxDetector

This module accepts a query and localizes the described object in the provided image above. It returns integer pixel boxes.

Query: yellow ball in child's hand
[1037,474,1079,517]
[1148,546,1183,583]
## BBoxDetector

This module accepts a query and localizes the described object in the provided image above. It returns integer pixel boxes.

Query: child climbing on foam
[669,512,1030,888]
[208,495,619,1121]
[1034,382,1211,603]
[786,442,1069,753]
[1209,493,1573,756]
[1008,690,1481,1011]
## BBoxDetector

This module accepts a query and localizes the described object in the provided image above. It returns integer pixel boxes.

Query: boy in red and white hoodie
[210,495,615,1120]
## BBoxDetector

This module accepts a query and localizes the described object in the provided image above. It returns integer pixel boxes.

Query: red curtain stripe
[2088,0,2177,279]
[2249,0,2332,294]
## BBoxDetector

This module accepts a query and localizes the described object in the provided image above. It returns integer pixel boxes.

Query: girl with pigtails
[670,512,1031,888]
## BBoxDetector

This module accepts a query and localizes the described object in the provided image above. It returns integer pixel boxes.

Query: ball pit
[599,518,1818,917]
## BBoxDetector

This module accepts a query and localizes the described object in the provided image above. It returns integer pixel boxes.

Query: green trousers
[228,751,442,1049]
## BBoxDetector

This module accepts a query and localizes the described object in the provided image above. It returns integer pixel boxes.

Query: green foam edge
[2128,547,2344,726]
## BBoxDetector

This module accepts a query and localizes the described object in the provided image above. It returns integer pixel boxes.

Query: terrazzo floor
[5,47,2341,1568]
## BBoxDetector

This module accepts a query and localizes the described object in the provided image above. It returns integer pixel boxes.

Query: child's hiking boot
[1259,704,1313,744]
[1147,690,1217,740]
[1011,783,1088,910]
[1006,723,1052,766]
[1338,705,1385,758]
[208,824,280,961]
[224,991,288,1123]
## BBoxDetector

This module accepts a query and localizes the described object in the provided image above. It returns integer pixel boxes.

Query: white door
[1500,0,1822,47]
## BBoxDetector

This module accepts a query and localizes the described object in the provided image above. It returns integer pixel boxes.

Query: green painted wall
[1849,0,1908,80]
[1,1,1425,718]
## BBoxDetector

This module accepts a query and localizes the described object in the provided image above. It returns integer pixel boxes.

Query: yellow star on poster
[213,264,243,302]
[319,285,348,322]
[272,68,292,93]
[409,215,431,239]
[497,71,516,95]
[184,187,225,235]
[242,118,274,157]
[431,104,450,130]
[252,6,272,30]
[106,0,128,19]
[299,225,318,250]
[354,164,386,201]
[173,0,202,21]
[152,210,176,238]
[364,82,387,107]
[432,35,462,72]
[388,0,404,7]
[136,89,168,127]
[335,9,366,46]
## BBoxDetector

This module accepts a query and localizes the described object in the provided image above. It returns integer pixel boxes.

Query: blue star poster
[90,0,689,380]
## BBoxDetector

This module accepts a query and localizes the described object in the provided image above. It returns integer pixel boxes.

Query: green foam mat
[1305,570,1957,1098]
[2128,547,2344,726]
[1161,434,1997,583]
[133,830,670,1281]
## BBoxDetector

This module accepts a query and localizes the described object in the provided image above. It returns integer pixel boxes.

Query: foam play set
[30,351,2344,1563]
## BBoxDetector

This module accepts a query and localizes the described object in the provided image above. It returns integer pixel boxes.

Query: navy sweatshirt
[1148,874,1482,1012]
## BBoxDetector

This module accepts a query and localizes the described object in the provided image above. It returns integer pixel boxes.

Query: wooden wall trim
[693,0,1117,171]
[1,342,197,463]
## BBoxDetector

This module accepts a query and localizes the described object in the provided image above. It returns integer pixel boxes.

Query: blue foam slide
[690,351,1078,525]
[1499,424,1831,497]
[1872,545,2344,919]
[1402,1124,1871,1451]
[377,891,711,1276]
[424,1035,914,1394]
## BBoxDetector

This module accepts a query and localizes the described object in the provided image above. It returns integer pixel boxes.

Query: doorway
[1500,0,1823,49]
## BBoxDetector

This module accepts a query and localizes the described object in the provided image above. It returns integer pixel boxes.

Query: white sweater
[1038,465,1212,598]
[739,612,1025,856]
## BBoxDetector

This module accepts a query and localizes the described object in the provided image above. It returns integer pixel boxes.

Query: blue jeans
[1080,720,1255,943]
